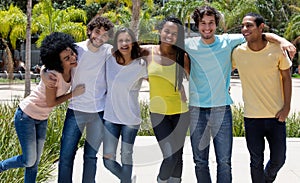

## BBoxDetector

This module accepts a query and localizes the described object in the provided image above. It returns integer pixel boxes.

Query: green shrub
[286,112,300,137]
[232,104,245,137]
[231,104,300,138]
[138,100,154,136]
[0,100,24,183]
[0,101,67,182]
[292,73,300,78]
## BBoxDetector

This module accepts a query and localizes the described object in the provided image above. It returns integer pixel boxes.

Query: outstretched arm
[264,33,296,59]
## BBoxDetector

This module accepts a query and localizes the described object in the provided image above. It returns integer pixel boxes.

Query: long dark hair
[156,16,186,91]
[112,27,141,65]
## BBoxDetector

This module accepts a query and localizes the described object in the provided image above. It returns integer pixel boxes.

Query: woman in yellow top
[143,16,190,183]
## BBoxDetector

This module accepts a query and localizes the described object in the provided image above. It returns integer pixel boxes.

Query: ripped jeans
[103,121,139,183]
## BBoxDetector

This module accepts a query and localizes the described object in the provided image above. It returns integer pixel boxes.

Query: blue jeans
[58,109,104,183]
[150,112,190,181]
[103,121,139,183]
[244,118,286,183]
[0,107,47,183]
[190,105,233,183]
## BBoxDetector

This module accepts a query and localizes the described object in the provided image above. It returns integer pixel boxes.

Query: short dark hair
[112,27,141,65]
[87,15,114,39]
[245,12,265,27]
[192,5,221,28]
[40,32,77,73]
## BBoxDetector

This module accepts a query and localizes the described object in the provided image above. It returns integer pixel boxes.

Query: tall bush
[0,101,67,182]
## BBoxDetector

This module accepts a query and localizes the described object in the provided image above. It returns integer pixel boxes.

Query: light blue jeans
[58,109,104,183]
[103,121,139,183]
[190,105,233,183]
[0,107,48,183]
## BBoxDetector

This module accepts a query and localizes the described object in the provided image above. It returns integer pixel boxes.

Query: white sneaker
[131,173,137,183]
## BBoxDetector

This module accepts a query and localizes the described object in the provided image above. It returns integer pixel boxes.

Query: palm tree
[102,4,132,27]
[138,3,162,44]
[255,0,291,36]
[131,0,156,39]
[160,0,205,37]
[32,0,87,47]
[211,0,259,33]
[284,5,300,41]
[0,5,27,80]
[24,0,32,97]
[285,14,300,40]
[131,0,141,38]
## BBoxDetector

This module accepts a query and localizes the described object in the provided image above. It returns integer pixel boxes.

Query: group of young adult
[0,4,296,183]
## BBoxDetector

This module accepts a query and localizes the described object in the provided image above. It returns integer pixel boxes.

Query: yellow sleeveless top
[148,50,188,115]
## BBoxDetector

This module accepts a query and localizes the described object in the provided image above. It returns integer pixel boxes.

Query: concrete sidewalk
[46,137,300,183]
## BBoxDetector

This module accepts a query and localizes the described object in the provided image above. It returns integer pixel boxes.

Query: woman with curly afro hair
[0,32,85,183]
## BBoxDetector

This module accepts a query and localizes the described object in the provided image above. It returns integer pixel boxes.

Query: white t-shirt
[104,56,147,125]
[68,40,112,113]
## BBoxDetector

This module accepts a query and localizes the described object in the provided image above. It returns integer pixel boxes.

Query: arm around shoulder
[263,33,296,59]
[40,65,58,89]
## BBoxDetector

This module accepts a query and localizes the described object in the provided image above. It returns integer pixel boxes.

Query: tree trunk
[130,0,140,39]
[1,38,14,81]
[24,0,32,97]
[97,2,109,16]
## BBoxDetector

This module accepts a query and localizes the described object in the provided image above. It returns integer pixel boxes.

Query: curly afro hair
[40,32,77,73]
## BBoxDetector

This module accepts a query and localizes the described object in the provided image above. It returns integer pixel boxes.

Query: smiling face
[198,14,217,44]
[160,21,179,46]
[117,32,133,57]
[59,47,78,71]
[88,27,110,48]
[241,16,264,43]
